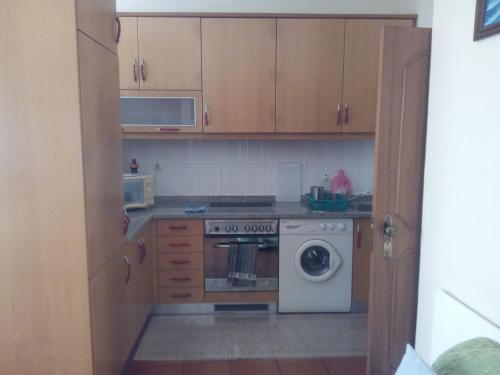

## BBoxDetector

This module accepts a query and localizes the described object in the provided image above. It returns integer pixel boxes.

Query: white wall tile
[221,164,242,195]
[199,163,221,195]
[242,163,266,195]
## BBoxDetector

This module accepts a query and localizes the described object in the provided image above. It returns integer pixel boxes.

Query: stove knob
[327,223,335,231]
[337,222,347,231]
[225,225,232,232]
[251,225,257,232]
[244,225,251,232]
[232,225,238,232]
[214,226,220,232]
[265,225,272,232]
[320,223,327,231]
[258,225,264,232]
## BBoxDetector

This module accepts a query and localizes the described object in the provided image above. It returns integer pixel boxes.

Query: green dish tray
[304,193,349,212]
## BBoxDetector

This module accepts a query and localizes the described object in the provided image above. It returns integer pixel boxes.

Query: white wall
[404,0,433,26]
[416,0,500,363]
[117,0,411,14]
[123,140,374,196]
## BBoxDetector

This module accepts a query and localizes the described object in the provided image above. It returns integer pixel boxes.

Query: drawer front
[158,287,204,304]
[157,235,203,253]
[158,270,204,287]
[157,220,203,236]
[158,253,203,271]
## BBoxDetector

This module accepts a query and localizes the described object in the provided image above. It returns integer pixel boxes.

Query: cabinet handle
[336,103,342,126]
[140,59,146,81]
[357,224,362,249]
[170,260,191,265]
[123,208,131,235]
[169,225,189,230]
[170,277,191,282]
[343,104,349,124]
[170,293,192,298]
[133,59,138,82]
[158,127,180,132]
[114,16,121,44]
[138,238,146,265]
[204,103,209,126]
[123,255,131,283]
[168,243,191,247]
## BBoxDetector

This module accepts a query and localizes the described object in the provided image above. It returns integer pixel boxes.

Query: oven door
[204,236,278,292]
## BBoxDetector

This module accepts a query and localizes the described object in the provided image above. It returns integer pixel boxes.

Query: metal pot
[310,186,325,201]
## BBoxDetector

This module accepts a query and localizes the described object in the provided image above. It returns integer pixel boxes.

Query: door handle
[383,215,396,259]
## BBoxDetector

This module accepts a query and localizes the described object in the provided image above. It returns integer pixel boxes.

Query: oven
[204,219,279,293]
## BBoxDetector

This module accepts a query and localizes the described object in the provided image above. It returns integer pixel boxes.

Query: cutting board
[275,162,302,202]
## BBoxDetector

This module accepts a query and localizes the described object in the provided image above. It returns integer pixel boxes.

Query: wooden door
[76,0,118,53]
[118,17,140,90]
[90,254,129,375]
[368,27,431,375]
[202,18,276,133]
[352,218,372,311]
[276,19,345,133]
[343,19,414,133]
[138,17,202,90]
[78,33,124,277]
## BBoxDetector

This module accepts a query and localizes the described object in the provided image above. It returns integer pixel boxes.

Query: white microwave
[123,174,154,209]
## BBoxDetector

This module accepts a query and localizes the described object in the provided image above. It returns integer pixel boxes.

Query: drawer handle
[158,127,180,132]
[170,293,192,298]
[169,225,189,230]
[169,243,191,247]
[123,255,131,284]
[170,260,191,265]
[138,238,146,264]
[170,277,191,282]
[357,224,362,249]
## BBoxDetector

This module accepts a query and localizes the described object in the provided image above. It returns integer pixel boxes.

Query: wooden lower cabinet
[90,223,153,375]
[352,218,372,310]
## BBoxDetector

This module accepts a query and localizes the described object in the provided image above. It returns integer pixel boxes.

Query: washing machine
[278,219,353,313]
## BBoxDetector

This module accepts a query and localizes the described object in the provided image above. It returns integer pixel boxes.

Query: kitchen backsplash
[123,140,374,196]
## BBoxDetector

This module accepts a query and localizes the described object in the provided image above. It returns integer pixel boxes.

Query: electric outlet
[154,162,161,172]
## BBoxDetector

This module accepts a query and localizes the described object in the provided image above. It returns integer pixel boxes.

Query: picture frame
[474,0,500,40]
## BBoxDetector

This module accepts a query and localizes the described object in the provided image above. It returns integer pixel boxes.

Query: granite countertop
[125,196,372,242]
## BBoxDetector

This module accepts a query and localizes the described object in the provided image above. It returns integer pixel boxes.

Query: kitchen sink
[349,194,372,212]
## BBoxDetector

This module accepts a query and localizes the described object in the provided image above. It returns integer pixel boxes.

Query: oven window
[300,246,331,277]
[124,179,145,205]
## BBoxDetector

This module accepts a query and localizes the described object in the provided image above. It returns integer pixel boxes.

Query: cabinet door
[78,34,124,277]
[352,218,372,311]
[276,19,345,133]
[90,254,129,375]
[76,0,118,53]
[138,17,202,90]
[202,18,276,133]
[118,17,140,90]
[342,19,414,133]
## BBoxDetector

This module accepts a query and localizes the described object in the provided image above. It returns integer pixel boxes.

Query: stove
[205,219,278,235]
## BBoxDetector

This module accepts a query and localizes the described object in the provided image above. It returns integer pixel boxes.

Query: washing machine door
[295,239,342,282]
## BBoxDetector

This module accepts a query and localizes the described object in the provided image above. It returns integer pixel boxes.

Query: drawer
[157,220,203,236]
[158,287,204,304]
[158,270,204,287]
[158,253,204,271]
[157,235,203,253]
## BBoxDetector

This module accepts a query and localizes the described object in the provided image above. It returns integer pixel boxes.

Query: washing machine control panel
[281,219,353,234]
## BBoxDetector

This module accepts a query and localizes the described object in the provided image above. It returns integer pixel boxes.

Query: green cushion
[432,337,500,375]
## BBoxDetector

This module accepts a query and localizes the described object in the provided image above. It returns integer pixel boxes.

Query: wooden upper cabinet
[276,19,345,133]
[342,19,414,133]
[138,17,202,90]
[76,0,118,53]
[202,18,276,133]
[118,17,139,90]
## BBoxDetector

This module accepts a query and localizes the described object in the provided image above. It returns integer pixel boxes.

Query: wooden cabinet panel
[76,0,117,53]
[138,17,202,90]
[202,18,276,133]
[276,19,345,133]
[78,34,124,278]
[342,19,414,133]
[157,219,203,236]
[118,17,139,90]
[157,235,203,253]
[90,255,128,375]
[158,253,204,271]
[158,287,204,304]
[352,218,372,307]
[158,270,204,287]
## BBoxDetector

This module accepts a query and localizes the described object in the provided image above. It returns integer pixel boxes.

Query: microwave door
[124,179,145,208]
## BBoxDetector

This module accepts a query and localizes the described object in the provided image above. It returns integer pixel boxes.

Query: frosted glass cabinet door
[120,90,202,133]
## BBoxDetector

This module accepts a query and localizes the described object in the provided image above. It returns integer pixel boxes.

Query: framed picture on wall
[474,0,500,40]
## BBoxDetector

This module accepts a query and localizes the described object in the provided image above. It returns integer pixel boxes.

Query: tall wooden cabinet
[202,18,277,133]
[76,0,119,53]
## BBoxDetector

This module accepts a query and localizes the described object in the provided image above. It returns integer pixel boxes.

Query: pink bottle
[330,169,352,197]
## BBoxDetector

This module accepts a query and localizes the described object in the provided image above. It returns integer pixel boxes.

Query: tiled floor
[135,313,368,361]
[127,357,366,375]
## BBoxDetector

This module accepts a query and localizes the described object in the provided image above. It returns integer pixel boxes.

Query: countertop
[125,198,371,242]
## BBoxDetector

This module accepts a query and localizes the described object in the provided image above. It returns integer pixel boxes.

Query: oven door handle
[212,242,276,250]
